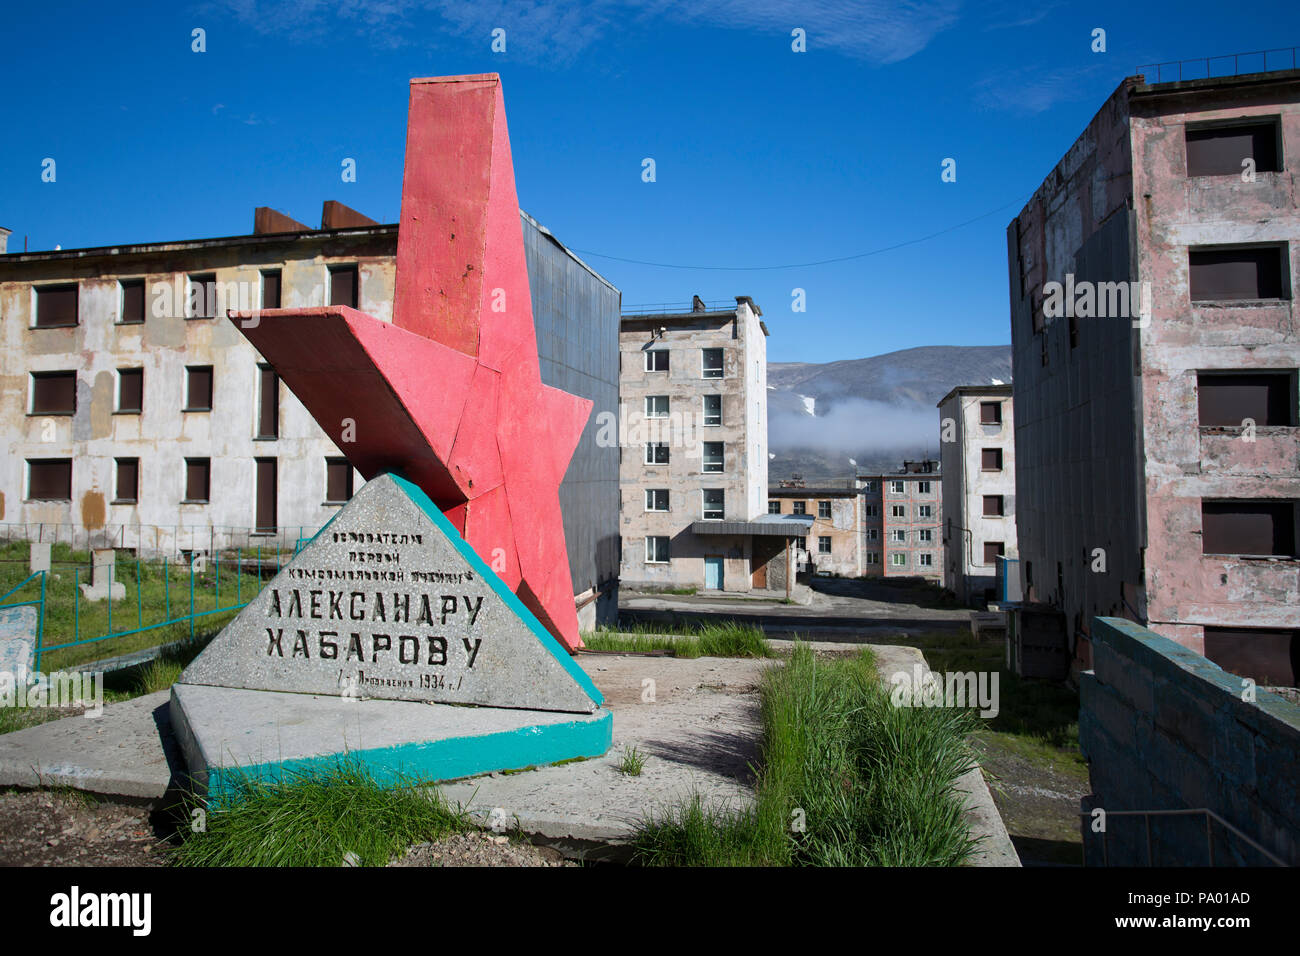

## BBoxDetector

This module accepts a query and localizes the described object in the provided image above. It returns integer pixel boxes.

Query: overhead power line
[569,194,1030,272]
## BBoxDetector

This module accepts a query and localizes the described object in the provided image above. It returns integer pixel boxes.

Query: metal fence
[1081,808,1288,867]
[0,522,316,562]
[0,534,314,671]
[1138,47,1299,84]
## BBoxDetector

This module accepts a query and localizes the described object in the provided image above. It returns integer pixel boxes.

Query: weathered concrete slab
[438,654,772,850]
[0,606,38,686]
[179,473,600,714]
[0,690,180,801]
[170,683,612,799]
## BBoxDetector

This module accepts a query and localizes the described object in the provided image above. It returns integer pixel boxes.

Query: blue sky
[5,1,1297,362]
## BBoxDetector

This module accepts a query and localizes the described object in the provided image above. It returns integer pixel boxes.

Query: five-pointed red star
[231,75,592,650]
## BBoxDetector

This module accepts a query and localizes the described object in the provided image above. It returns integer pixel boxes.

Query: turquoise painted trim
[206,708,613,802]
[384,471,603,707]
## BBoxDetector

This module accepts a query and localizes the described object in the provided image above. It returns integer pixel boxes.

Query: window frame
[645,535,670,564]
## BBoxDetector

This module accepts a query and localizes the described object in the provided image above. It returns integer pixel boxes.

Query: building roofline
[936,383,1013,407]
[0,224,399,265]
[768,487,859,497]
[0,209,621,296]
[1131,67,1300,98]
[519,209,621,295]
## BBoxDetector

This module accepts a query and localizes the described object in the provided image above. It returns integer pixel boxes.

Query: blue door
[704,556,723,590]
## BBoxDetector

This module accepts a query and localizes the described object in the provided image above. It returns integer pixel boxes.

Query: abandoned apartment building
[1007,67,1300,685]
[618,297,810,594]
[856,460,944,582]
[766,483,862,577]
[0,202,622,629]
[938,384,1018,605]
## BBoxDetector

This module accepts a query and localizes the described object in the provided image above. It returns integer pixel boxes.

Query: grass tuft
[582,619,772,659]
[632,644,980,866]
[172,760,469,867]
[618,745,646,776]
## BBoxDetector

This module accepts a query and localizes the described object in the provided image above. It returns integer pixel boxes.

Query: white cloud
[213,0,962,65]
[770,398,937,455]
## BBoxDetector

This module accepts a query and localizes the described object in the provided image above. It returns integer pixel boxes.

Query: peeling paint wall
[1009,71,1300,671]
[767,493,860,576]
[1130,75,1300,646]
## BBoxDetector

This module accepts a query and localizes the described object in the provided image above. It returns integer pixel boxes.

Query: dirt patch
[0,790,167,866]
[390,831,575,867]
[974,734,1089,866]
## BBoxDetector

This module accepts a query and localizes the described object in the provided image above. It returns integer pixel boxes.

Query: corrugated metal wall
[522,213,621,625]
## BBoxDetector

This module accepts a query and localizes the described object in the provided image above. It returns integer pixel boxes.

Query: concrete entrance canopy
[228,74,592,651]
[689,516,814,536]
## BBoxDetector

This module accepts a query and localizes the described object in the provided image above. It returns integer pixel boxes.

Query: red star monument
[230,75,593,650]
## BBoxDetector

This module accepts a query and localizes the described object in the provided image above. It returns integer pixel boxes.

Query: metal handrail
[1138,47,1299,84]
[1081,807,1289,867]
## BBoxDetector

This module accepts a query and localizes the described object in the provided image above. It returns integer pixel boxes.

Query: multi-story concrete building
[857,460,943,580]
[938,385,1017,604]
[1007,67,1300,685]
[618,297,808,593]
[766,485,861,577]
[0,202,622,628]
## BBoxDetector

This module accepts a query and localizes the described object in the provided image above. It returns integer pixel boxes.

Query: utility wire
[569,194,1030,271]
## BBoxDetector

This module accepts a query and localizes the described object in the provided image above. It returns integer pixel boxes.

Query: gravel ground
[0,789,574,866]
[0,789,167,866]
[391,831,575,867]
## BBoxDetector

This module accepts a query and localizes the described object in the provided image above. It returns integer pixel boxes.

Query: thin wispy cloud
[973,62,1113,114]
[214,0,963,65]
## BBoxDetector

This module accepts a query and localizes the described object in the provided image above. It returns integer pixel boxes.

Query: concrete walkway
[0,643,1018,865]
[621,577,973,640]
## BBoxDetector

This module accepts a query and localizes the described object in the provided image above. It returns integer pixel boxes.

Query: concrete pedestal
[170,683,613,801]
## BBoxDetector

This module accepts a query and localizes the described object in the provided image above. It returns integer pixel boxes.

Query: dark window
[645,443,669,465]
[818,500,831,519]
[118,369,143,413]
[185,366,213,411]
[1189,246,1286,301]
[1186,121,1280,177]
[329,265,359,307]
[980,401,1002,424]
[1197,372,1295,427]
[188,274,217,318]
[768,500,781,514]
[702,441,723,473]
[793,501,807,515]
[27,459,71,500]
[983,495,1004,517]
[115,458,138,503]
[702,348,723,378]
[120,279,146,324]
[261,270,282,310]
[645,350,668,372]
[185,459,211,502]
[818,536,831,554]
[326,459,353,502]
[983,541,1005,566]
[255,458,277,532]
[1203,627,1298,687]
[981,448,1003,471]
[35,284,78,328]
[257,365,279,438]
[31,371,76,414]
[1202,501,1296,556]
